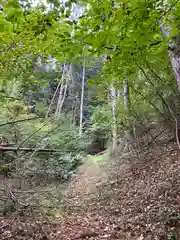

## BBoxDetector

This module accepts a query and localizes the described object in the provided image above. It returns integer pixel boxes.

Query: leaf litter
[1,142,180,240]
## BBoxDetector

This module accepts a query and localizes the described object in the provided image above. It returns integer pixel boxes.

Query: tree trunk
[168,36,180,92]
[55,78,65,119]
[159,5,180,145]
[55,64,70,119]
[79,60,86,136]
[123,78,135,154]
[159,2,180,92]
[109,85,117,149]
[123,79,129,110]
[46,64,65,119]
[123,78,132,139]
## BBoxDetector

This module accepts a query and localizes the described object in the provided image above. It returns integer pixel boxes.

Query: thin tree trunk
[159,1,180,92]
[73,94,78,124]
[55,64,70,119]
[168,37,180,91]
[160,23,180,91]
[124,79,129,110]
[123,78,131,140]
[109,85,117,149]
[123,78,134,156]
[79,60,86,136]
[55,82,65,118]
[45,64,65,119]
[158,2,180,147]
[57,83,68,116]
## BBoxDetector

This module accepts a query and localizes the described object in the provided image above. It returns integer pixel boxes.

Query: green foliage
[91,104,111,130]
[0,99,86,181]
[14,115,85,181]
[21,152,82,182]
[0,0,179,184]
[0,0,180,222]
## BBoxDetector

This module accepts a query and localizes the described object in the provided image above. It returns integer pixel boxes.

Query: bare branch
[0,117,40,128]
[0,147,73,152]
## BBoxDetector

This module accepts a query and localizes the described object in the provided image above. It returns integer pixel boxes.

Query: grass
[87,152,109,162]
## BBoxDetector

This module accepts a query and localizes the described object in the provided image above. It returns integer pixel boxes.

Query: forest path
[1,143,180,240]
[65,153,110,207]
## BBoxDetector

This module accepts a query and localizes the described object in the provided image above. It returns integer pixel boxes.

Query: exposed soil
[1,143,180,240]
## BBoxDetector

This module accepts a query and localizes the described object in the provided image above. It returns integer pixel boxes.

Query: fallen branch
[0,143,16,147]
[144,129,165,148]
[8,184,16,202]
[0,117,41,127]
[0,147,72,152]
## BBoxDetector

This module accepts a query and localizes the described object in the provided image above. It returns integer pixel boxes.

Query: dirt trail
[65,155,110,206]
[1,143,180,240]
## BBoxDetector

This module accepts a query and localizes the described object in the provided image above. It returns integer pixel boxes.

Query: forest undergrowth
[1,142,180,240]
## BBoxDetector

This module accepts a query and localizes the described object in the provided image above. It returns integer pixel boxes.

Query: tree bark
[168,36,180,92]
[55,66,66,119]
[79,60,86,136]
[0,147,66,152]
[159,1,180,92]
[46,64,65,119]
[159,3,180,146]
[123,78,132,140]
[109,85,117,149]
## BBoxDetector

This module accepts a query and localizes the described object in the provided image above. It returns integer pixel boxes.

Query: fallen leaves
[1,143,180,239]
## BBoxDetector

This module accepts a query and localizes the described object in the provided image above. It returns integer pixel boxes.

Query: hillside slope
[1,143,180,240]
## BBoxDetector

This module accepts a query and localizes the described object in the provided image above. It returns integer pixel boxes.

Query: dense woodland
[0,0,180,239]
